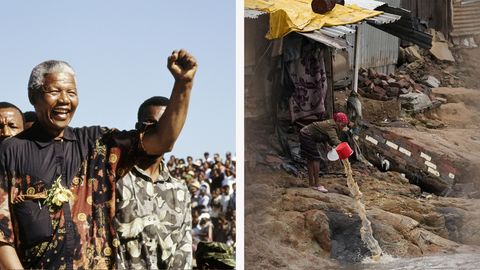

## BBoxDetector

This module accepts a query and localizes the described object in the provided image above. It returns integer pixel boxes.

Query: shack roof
[245,1,401,50]
[245,0,384,39]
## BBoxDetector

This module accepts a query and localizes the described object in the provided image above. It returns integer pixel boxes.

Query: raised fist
[167,49,198,83]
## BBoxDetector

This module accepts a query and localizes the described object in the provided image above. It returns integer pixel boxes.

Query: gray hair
[28,60,76,95]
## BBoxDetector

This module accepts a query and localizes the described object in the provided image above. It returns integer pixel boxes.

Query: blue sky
[0,1,236,160]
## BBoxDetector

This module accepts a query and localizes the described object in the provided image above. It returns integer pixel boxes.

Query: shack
[244,1,466,195]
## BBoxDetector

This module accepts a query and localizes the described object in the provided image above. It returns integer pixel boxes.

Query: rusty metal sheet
[451,0,480,36]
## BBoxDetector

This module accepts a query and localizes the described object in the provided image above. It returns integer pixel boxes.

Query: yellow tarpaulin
[245,0,382,39]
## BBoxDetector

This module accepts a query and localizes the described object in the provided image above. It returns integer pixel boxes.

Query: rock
[386,87,400,97]
[435,31,446,42]
[373,86,386,97]
[404,45,423,63]
[368,68,377,79]
[387,78,396,84]
[364,79,372,87]
[425,76,440,88]
[306,210,331,252]
[434,97,447,104]
[400,88,410,94]
[399,92,433,113]
[414,84,424,91]
[378,73,389,81]
[424,119,445,129]
[265,154,283,164]
[388,81,401,88]
[327,212,369,263]
[430,41,455,62]
[397,79,411,89]
[449,76,455,86]
[407,61,422,70]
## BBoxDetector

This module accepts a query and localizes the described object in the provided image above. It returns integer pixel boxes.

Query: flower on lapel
[44,176,73,211]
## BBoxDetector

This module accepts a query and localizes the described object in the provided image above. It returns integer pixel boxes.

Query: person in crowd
[115,96,192,269]
[0,102,24,144]
[204,152,213,164]
[197,185,211,211]
[203,161,212,180]
[0,49,197,269]
[222,168,236,195]
[213,153,222,165]
[225,151,232,163]
[219,185,231,214]
[198,171,211,195]
[299,112,349,193]
[229,183,236,211]
[210,167,225,192]
[23,111,37,129]
[193,213,213,243]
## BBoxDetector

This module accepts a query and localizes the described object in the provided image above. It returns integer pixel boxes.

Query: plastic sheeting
[245,0,382,39]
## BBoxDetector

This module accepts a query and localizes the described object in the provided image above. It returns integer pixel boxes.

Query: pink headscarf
[333,112,348,124]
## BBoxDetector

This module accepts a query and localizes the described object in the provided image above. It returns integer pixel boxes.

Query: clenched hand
[168,49,197,83]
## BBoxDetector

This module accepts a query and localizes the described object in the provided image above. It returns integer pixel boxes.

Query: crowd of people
[167,152,237,252]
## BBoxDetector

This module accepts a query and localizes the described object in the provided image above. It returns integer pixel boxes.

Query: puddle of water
[342,159,383,261]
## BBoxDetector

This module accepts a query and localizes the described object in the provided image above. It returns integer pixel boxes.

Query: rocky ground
[245,46,480,269]
[245,121,480,269]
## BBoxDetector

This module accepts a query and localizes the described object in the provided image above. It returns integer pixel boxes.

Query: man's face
[137,105,167,130]
[0,108,24,143]
[32,73,78,135]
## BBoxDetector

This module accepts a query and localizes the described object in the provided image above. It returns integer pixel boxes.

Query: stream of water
[342,159,383,261]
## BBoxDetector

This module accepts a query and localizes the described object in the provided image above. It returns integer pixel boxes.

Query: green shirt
[301,119,341,146]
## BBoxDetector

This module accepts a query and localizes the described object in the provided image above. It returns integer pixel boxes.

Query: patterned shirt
[0,123,140,269]
[115,164,192,270]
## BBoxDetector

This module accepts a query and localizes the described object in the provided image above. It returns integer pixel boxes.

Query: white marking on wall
[420,152,432,161]
[425,161,437,170]
[365,135,378,145]
[427,167,440,177]
[449,173,455,180]
[398,147,411,157]
[386,140,399,150]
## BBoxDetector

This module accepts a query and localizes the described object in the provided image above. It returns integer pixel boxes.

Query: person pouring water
[299,112,350,192]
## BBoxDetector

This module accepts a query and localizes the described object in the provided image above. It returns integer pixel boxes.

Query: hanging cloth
[286,40,327,122]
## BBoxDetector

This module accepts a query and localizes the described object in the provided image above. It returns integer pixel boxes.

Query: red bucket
[336,142,353,160]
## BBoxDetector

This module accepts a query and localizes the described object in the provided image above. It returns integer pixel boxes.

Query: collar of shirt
[132,162,172,183]
[24,122,78,148]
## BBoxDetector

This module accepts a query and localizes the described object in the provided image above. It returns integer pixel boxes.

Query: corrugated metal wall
[401,0,480,38]
[345,0,400,74]
[451,0,480,37]
[400,0,451,37]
